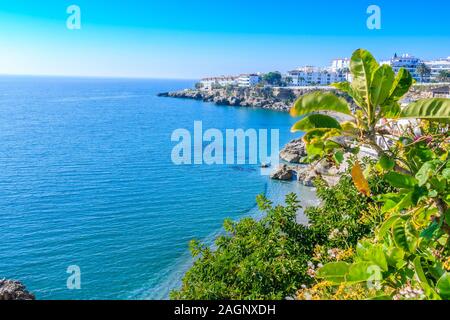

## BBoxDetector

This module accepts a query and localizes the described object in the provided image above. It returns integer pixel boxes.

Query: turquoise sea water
[0,76,313,300]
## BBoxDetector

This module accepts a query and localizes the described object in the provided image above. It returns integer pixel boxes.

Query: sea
[0,76,316,299]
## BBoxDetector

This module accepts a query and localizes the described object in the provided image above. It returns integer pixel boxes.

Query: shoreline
[158,86,337,112]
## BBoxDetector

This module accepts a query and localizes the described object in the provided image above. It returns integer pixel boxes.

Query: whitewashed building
[200,76,237,90]
[285,66,346,86]
[237,74,261,87]
[425,57,450,82]
[331,58,351,81]
[331,58,350,72]
[382,54,424,82]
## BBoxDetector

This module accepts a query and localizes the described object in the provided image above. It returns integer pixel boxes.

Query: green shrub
[171,166,389,300]
[307,126,450,300]
[171,194,315,300]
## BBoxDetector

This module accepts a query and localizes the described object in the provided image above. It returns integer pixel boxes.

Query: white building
[200,76,237,90]
[285,66,346,86]
[237,74,260,87]
[331,58,350,72]
[425,57,450,82]
[382,54,424,82]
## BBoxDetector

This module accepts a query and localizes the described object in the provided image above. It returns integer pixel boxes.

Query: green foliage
[350,49,379,108]
[370,64,395,107]
[306,172,391,249]
[309,123,450,300]
[290,48,449,161]
[437,70,450,82]
[175,50,449,301]
[294,49,449,300]
[171,194,315,300]
[262,72,282,86]
[416,63,431,82]
[291,114,342,132]
[172,166,389,300]
[437,273,450,298]
[378,154,395,170]
[401,98,450,120]
[290,91,351,117]
[316,262,349,283]
[388,68,414,102]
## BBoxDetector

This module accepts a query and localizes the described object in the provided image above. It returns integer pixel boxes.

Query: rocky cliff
[0,279,35,300]
[158,87,335,112]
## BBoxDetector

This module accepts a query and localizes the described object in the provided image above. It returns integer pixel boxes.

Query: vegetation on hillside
[173,49,450,300]
[291,49,450,300]
[171,171,390,300]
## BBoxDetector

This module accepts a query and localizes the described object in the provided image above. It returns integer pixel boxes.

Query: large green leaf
[334,151,344,164]
[356,242,388,271]
[302,129,342,157]
[331,81,351,92]
[401,98,450,120]
[346,262,376,283]
[436,273,450,299]
[331,81,366,108]
[291,114,341,132]
[302,128,342,143]
[388,68,413,102]
[392,218,418,253]
[381,100,402,118]
[416,160,441,186]
[385,247,405,269]
[384,172,418,189]
[392,191,414,211]
[370,64,395,107]
[350,49,379,107]
[380,194,404,212]
[306,141,325,157]
[377,214,401,239]
[414,257,442,300]
[290,92,352,117]
[291,114,342,132]
[420,221,440,240]
[378,154,395,170]
[316,262,349,283]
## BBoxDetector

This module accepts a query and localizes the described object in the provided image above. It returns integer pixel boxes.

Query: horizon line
[0,73,200,81]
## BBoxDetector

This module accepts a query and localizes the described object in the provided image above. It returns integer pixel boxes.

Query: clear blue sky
[0,0,449,79]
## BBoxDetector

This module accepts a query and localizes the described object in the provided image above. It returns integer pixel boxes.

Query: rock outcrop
[270,155,351,187]
[0,280,35,300]
[280,139,307,163]
[270,164,320,186]
[158,87,337,112]
[270,164,294,180]
[295,166,318,187]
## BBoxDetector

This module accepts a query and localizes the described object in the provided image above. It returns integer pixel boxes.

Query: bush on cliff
[171,168,388,300]
[171,193,314,300]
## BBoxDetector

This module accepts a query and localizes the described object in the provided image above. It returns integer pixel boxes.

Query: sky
[0,0,449,79]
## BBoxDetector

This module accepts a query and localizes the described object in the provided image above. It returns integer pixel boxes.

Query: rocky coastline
[158,87,334,112]
[158,84,448,113]
[0,279,35,300]
[272,137,378,187]
[160,85,409,187]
